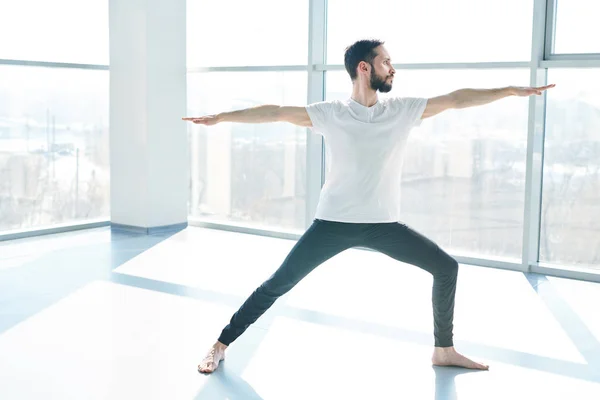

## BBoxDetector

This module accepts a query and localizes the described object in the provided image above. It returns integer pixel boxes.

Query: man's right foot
[198,342,228,374]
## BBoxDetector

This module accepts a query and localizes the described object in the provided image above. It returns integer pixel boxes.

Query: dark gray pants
[218,219,458,347]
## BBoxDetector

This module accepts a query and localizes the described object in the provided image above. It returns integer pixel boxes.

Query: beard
[369,67,393,93]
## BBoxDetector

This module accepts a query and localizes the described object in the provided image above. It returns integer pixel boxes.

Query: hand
[182,115,221,125]
[510,84,556,97]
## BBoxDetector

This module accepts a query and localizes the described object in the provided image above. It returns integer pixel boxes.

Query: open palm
[182,115,220,125]
[512,84,556,96]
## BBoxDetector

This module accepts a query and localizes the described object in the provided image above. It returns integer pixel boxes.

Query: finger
[536,84,555,90]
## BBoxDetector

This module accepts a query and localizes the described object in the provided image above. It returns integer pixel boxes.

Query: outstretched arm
[421,84,555,119]
[182,105,312,127]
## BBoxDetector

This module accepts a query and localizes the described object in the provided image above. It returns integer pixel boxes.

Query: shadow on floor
[115,271,600,386]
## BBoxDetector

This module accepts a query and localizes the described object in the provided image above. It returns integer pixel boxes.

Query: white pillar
[109,0,188,232]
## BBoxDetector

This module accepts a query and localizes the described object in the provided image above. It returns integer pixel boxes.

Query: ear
[357,61,370,76]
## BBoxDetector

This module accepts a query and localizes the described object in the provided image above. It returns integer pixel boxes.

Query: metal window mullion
[0,59,108,70]
[544,53,600,61]
[315,61,530,71]
[530,264,600,283]
[0,220,110,242]
[304,0,327,229]
[186,65,309,73]
[522,0,549,271]
[544,0,558,58]
[541,59,600,68]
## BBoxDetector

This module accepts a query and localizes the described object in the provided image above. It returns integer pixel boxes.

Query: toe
[473,361,488,370]
[198,362,212,373]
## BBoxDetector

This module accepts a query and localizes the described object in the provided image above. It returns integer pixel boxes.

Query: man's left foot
[432,346,489,370]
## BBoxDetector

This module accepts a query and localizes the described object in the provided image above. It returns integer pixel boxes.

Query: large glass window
[541,69,600,269]
[553,0,600,54]
[326,69,531,260]
[187,72,307,231]
[326,0,534,64]
[187,0,308,67]
[0,0,108,64]
[0,66,110,232]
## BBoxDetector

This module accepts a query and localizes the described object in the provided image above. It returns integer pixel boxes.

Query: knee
[437,256,458,277]
[447,257,459,275]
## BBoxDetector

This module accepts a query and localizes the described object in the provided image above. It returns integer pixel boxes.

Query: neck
[351,82,378,107]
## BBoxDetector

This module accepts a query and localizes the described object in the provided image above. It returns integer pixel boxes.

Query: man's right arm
[182,105,312,127]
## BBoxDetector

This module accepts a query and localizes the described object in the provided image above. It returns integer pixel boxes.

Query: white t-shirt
[305,96,428,223]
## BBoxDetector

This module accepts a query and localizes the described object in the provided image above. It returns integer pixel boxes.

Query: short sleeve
[390,97,428,128]
[305,101,334,135]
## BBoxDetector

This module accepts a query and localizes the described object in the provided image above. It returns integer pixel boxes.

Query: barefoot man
[183,39,554,373]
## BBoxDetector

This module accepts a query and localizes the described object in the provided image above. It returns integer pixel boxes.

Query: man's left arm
[421,84,555,119]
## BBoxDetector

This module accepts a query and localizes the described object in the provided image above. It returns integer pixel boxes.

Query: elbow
[272,105,285,122]
[450,91,466,109]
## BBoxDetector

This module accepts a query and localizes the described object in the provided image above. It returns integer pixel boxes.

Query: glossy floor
[1,226,600,399]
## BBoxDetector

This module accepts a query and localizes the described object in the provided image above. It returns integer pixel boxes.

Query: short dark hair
[344,39,384,81]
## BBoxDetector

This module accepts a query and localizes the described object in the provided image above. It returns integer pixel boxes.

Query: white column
[109,0,188,231]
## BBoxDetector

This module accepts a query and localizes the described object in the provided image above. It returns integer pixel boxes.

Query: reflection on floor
[1,226,600,399]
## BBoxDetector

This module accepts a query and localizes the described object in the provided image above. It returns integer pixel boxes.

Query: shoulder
[382,97,427,108]
[306,99,346,111]
[382,97,429,125]
[382,97,429,116]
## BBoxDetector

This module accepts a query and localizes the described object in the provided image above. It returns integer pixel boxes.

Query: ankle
[214,341,228,351]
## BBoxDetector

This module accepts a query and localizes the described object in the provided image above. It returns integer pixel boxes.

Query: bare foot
[198,342,228,374]
[432,346,489,370]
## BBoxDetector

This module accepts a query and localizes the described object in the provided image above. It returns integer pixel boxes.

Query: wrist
[216,113,226,123]
[506,86,517,96]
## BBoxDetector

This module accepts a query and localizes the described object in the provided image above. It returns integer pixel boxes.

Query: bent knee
[445,257,459,275]
[436,253,459,276]
[449,258,459,272]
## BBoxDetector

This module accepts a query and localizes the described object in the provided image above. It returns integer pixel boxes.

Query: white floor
[1,227,600,399]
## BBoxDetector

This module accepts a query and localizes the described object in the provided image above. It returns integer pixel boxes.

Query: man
[183,39,554,374]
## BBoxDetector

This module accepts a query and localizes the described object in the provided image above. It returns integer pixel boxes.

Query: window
[187,0,308,67]
[0,0,108,64]
[187,71,307,231]
[541,69,600,268]
[0,66,110,232]
[553,0,600,54]
[326,0,534,64]
[326,69,531,260]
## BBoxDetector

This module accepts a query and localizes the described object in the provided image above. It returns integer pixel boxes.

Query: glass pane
[542,69,600,269]
[326,69,531,260]
[327,0,533,64]
[0,0,108,64]
[187,72,307,231]
[554,0,600,54]
[187,0,308,67]
[0,66,110,232]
